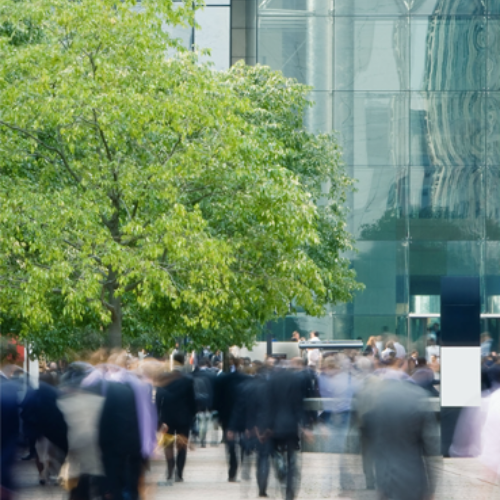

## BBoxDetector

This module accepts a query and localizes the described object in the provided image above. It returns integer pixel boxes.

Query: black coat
[156,372,196,434]
[20,381,68,454]
[267,369,305,439]
[192,368,216,411]
[214,370,248,429]
[229,375,272,434]
[99,382,141,457]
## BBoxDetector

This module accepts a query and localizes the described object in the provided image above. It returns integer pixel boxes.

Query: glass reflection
[486,167,500,238]
[350,167,407,241]
[334,92,409,166]
[411,17,487,91]
[335,17,409,91]
[336,0,408,16]
[351,241,408,315]
[411,0,486,15]
[485,243,500,313]
[410,92,486,166]
[487,93,500,165]
[257,16,333,90]
[409,166,484,240]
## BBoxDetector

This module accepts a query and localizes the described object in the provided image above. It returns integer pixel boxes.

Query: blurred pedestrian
[156,353,196,484]
[364,377,439,500]
[267,364,310,500]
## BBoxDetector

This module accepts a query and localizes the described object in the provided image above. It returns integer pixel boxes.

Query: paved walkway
[13,445,500,500]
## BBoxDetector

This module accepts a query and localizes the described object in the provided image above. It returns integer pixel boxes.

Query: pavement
[12,443,500,500]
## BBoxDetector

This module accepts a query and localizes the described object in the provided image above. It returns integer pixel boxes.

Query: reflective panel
[410,0,487,15]
[487,93,500,165]
[486,166,500,238]
[334,92,409,166]
[350,241,408,315]
[336,0,408,16]
[409,240,481,297]
[411,17,487,91]
[485,242,500,313]
[410,92,486,167]
[490,0,500,14]
[335,17,409,91]
[257,0,333,15]
[487,18,500,90]
[350,167,408,241]
[305,91,333,133]
[257,16,333,89]
[409,166,484,240]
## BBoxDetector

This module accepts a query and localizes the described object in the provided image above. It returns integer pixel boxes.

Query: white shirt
[426,345,440,363]
[393,342,406,359]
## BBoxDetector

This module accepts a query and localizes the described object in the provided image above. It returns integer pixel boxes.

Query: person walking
[364,374,439,500]
[267,363,310,500]
[156,353,197,484]
[214,356,249,482]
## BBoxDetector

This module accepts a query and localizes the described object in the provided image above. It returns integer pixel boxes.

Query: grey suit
[364,378,439,500]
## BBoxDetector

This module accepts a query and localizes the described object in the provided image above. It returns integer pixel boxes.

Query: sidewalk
[13,445,500,500]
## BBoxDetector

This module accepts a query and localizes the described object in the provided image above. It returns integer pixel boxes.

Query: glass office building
[231,0,500,352]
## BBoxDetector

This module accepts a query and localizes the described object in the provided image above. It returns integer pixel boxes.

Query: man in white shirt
[426,338,440,363]
[307,331,321,367]
[393,338,407,359]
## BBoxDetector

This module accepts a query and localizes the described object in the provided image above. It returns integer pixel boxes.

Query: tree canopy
[0,0,361,357]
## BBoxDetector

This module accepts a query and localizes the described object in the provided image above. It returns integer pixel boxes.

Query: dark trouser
[69,475,106,500]
[227,438,238,480]
[360,428,375,489]
[257,439,272,496]
[222,425,239,480]
[165,427,190,480]
[1,439,17,496]
[102,452,142,500]
[274,436,300,500]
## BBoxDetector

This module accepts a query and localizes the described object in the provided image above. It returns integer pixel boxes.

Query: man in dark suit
[192,357,216,447]
[156,353,197,483]
[99,380,143,500]
[364,377,439,500]
[267,365,310,500]
[1,372,19,500]
[214,356,248,481]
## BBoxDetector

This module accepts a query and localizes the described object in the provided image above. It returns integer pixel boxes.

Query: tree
[0,0,361,355]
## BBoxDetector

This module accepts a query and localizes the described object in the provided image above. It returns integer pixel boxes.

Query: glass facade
[246,0,500,352]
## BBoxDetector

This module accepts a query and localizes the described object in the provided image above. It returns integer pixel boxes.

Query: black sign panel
[441,277,480,347]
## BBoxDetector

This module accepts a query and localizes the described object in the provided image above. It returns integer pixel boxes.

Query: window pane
[350,167,408,241]
[411,18,487,91]
[257,16,333,89]
[486,166,500,239]
[487,93,500,165]
[485,243,500,313]
[411,0,486,15]
[334,92,409,166]
[409,166,484,240]
[350,241,408,315]
[336,0,408,16]
[335,17,409,91]
[410,92,486,167]
[305,91,333,133]
[409,241,481,296]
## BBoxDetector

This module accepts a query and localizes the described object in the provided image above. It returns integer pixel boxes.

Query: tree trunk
[108,295,122,349]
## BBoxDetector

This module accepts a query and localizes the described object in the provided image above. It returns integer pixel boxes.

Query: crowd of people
[0,331,448,500]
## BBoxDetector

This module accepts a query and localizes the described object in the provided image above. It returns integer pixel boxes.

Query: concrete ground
[12,444,500,500]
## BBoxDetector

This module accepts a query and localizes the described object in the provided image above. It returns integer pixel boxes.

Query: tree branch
[92,109,113,161]
[0,120,82,186]
[123,279,143,293]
